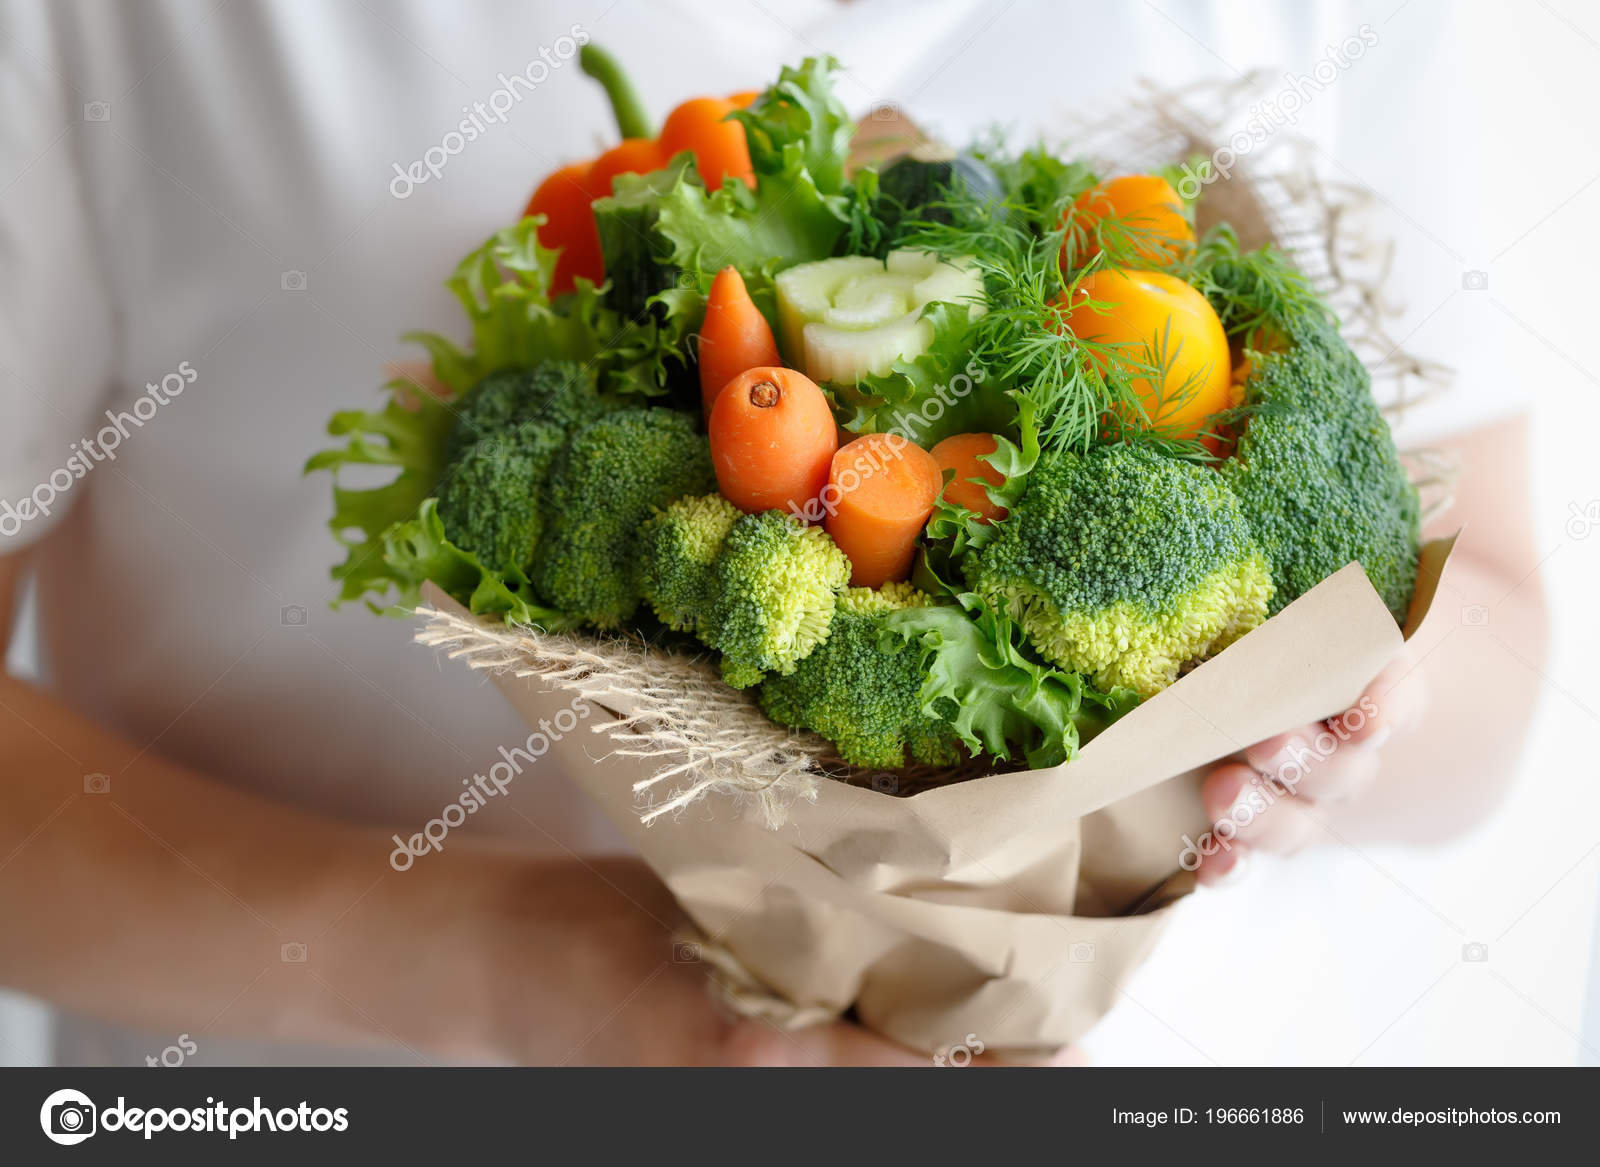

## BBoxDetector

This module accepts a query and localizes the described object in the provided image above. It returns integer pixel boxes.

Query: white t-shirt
[0,0,1531,1064]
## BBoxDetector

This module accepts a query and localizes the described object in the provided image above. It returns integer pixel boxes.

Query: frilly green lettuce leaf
[304,380,571,626]
[732,55,854,198]
[405,216,696,400]
[882,597,1136,769]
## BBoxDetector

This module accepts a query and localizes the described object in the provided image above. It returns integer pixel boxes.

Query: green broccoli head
[530,408,716,628]
[706,512,852,688]
[966,443,1273,698]
[1221,318,1420,623]
[434,438,550,576]
[442,362,621,461]
[638,498,852,688]
[757,583,962,769]
[435,361,630,575]
[638,493,743,632]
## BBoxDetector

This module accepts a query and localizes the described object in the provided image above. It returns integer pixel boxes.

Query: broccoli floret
[434,439,550,575]
[639,498,852,688]
[758,584,962,769]
[966,443,1273,698]
[638,494,743,632]
[442,362,621,461]
[1220,318,1420,623]
[435,362,627,574]
[531,409,715,628]
[706,512,852,688]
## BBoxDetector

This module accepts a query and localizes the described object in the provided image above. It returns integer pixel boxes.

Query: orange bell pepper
[661,97,755,189]
[519,45,758,297]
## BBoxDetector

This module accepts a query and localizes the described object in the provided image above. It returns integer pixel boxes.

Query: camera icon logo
[1460,604,1489,627]
[1070,941,1097,963]
[870,773,899,795]
[1461,942,1489,963]
[40,1088,97,1145]
[672,941,701,963]
[83,772,111,795]
[281,270,308,292]
[870,101,899,121]
[281,941,308,963]
[1461,270,1488,291]
[83,101,111,122]
[280,604,307,627]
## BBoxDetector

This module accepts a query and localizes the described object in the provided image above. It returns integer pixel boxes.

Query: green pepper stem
[578,43,654,141]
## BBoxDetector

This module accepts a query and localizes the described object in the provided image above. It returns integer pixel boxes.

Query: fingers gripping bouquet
[309,48,1449,1056]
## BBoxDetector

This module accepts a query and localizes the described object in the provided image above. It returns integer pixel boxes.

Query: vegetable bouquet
[309,49,1451,1055]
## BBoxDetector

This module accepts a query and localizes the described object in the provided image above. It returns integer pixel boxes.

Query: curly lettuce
[885,599,1136,769]
[641,57,860,320]
[406,216,697,400]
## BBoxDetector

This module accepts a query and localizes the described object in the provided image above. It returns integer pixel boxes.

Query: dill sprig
[1182,224,1330,339]
[900,192,1208,461]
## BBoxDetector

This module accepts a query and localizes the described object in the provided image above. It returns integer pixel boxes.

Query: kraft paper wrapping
[418,536,1456,1058]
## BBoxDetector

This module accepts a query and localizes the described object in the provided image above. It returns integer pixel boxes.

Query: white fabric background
[0,0,1594,1065]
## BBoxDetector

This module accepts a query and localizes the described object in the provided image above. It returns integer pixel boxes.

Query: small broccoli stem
[748,379,780,408]
[578,43,654,141]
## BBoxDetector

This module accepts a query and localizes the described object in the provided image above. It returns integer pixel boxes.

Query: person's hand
[1192,653,1429,884]
[318,846,942,1065]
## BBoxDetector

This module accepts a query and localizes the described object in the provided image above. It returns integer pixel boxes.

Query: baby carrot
[930,433,1008,523]
[823,433,943,587]
[709,367,837,516]
[698,267,782,416]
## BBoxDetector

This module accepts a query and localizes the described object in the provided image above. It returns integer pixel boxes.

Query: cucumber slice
[774,249,985,383]
[804,312,934,384]
[822,289,909,330]
[775,256,882,362]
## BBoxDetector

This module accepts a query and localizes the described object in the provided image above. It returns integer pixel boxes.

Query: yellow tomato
[1062,174,1194,270]
[1058,269,1233,441]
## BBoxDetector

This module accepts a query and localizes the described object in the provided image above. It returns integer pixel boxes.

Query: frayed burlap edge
[413,610,827,828]
[414,78,1455,830]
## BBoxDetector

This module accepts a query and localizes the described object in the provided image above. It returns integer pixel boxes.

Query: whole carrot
[709,367,837,516]
[698,267,782,416]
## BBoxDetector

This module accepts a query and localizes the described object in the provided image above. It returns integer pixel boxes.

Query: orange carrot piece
[823,433,943,587]
[708,367,837,516]
[930,433,1008,523]
[698,267,782,416]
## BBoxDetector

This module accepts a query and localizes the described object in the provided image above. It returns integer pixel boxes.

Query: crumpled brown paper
[419,536,1455,1058]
